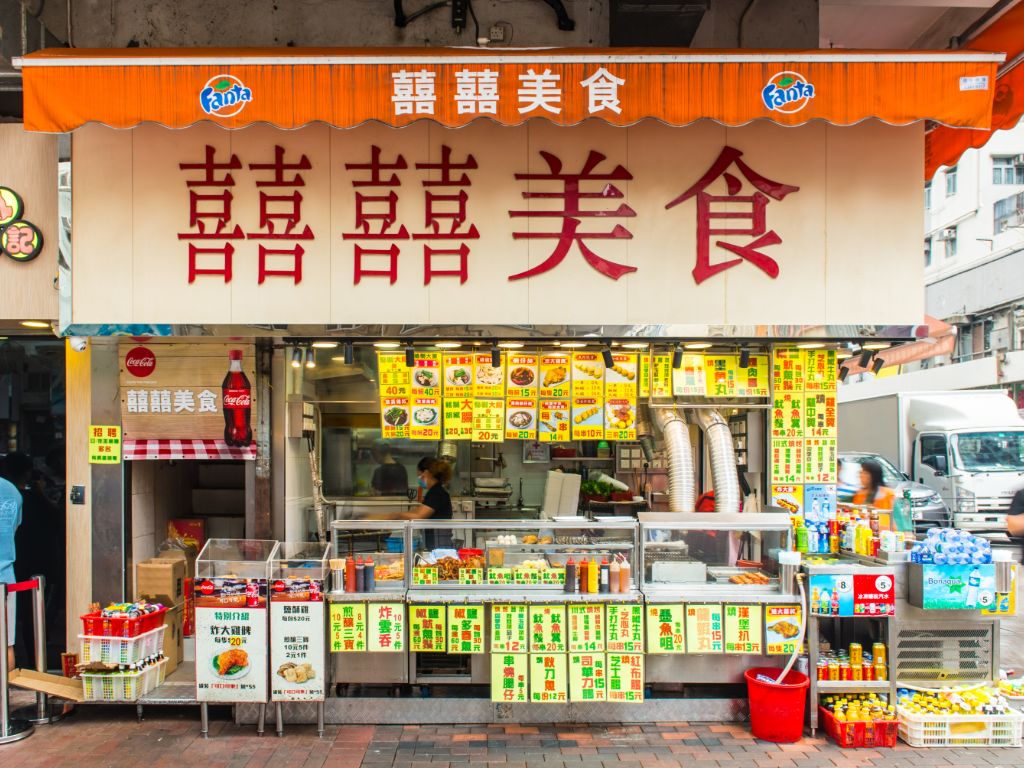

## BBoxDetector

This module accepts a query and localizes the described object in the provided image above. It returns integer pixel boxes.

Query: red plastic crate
[80,607,168,638]
[819,706,898,748]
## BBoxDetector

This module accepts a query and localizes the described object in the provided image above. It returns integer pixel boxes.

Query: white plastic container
[79,625,166,666]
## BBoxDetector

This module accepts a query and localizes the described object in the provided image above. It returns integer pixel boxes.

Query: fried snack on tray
[729,572,770,585]
[769,621,800,639]
[436,557,462,581]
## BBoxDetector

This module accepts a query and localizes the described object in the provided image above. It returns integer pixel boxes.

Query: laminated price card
[491,652,528,702]
[606,604,644,653]
[491,604,528,653]
[409,605,446,652]
[447,605,485,654]
[803,349,838,392]
[530,653,568,703]
[378,352,412,439]
[804,392,838,437]
[771,439,804,485]
[410,352,442,441]
[772,392,805,438]
[672,354,706,397]
[604,353,638,441]
[685,603,724,653]
[723,604,764,654]
[367,603,405,652]
[765,605,803,655]
[772,349,805,393]
[529,605,567,653]
[649,353,674,399]
[571,352,605,440]
[442,353,474,440]
[734,354,770,397]
[646,604,685,653]
[607,654,644,703]
[329,602,366,653]
[538,353,571,399]
[567,604,605,653]
[538,399,571,442]
[569,653,607,702]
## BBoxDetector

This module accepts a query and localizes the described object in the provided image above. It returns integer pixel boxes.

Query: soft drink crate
[80,606,168,638]
[79,625,166,666]
[81,658,168,702]
[819,707,898,748]
[897,707,1024,748]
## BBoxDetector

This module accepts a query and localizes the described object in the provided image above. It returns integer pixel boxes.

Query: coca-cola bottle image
[222,350,253,446]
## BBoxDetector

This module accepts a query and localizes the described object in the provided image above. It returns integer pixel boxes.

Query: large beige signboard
[72,120,922,327]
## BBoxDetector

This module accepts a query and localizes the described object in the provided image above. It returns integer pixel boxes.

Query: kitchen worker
[394,459,454,550]
[370,440,409,497]
[1006,487,1024,538]
[0,463,22,670]
[852,459,895,511]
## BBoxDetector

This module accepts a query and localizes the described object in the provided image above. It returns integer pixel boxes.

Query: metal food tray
[708,566,775,585]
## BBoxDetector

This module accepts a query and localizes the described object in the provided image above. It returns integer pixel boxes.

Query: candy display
[816,642,888,682]
[910,528,993,565]
[99,600,165,618]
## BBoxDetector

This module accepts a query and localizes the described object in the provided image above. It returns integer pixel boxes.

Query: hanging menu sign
[409,352,442,440]
[447,605,485,654]
[195,578,268,703]
[705,354,739,397]
[734,354,771,397]
[672,354,707,396]
[772,349,805,393]
[409,605,447,652]
[567,604,605,653]
[442,353,474,440]
[606,604,644,653]
[491,652,529,702]
[771,484,804,516]
[529,605,567,653]
[491,604,528,653]
[685,603,724,654]
[473,352,505,398]
[378,352,412,439]
[530,653,568,703]
[569,653,607,702]
[605,353,638,441]
[649,353,673,398]
[723,604,764,654]
[772,392,805,438]
[646,604,686,653]
[771,439,804,485]
[765,605,803,655]
[367,603,405,652]
[539,353,571,398]
[571,352,604,440]
[607,654,644,703]
[804,349,838,391]
[329,602,367,653]
[505,398,537,441]
[538,399,571,442]
[270,579,325,702]
[506,354,538,398]
[638,353,651,399]
[472,398,505,443]
[805,392,838,437]
[804,438,838,483]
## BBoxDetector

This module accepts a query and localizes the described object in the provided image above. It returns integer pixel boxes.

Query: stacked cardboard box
[136,556,186,674]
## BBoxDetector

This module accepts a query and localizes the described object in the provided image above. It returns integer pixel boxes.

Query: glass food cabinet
[329,520,410,599]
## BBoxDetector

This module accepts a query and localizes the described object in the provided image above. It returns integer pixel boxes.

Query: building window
[994,191,1024,235]
[945,165,957,197]
[993,156,1024,185]
[942,226,957,259]
[925,181,932,209]
[924,237,932,267]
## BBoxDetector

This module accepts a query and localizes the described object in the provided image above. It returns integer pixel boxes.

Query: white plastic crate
[897,706,1024,748]
[79,625,166,666]
[81,658,168,702]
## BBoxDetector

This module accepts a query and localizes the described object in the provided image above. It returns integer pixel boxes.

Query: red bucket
[744,666,809,743]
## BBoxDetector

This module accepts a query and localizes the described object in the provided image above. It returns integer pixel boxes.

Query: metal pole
[275,701,282,737]
[0,582,34,744]
[317,701,324,738]
[256,702,265,736]
[200,702,209,738]
[32,575,46,722]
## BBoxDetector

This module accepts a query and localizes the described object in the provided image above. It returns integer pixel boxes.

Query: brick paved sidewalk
[2,707,1022,768]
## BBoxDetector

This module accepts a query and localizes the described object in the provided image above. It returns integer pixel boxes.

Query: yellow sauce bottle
[588,557,598,593]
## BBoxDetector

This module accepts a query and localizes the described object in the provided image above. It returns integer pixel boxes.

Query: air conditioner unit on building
[935,228,957,241]
[1013,154,1024,166]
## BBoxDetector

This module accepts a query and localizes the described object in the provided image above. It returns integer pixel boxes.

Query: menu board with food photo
[506,354,539,398]
[270,577,325,702]
[649,353,673,398]
[571,352,604,440]
[538,400,571,442]
[734,354,771,397]
[771,439,805,485]
[804,392,837,437]
[605,353,637,441]
[572,397,604,440]
[505,398,537,441]
[771,392,805,438]
[378,352,412,439]
[771,484,804,516]
[539,353,571,399]
[442,353,474,440]
[473,398,506,443]
[410,395,442,441]
[803,349,838,391]
[380,397,411,440]
[672,354,707,396]
[772,349,805,393]
[473,352,505,399]
[411,352,442,396]
[195,577,269,703]
[765,604,803,655]
[804,438,838,483]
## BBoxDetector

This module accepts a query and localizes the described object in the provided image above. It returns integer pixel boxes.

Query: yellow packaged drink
[849,642,863,666]
[874,661,887,681]
[852,663,863,681]
[828,661,840,681]
[872,642,886,664]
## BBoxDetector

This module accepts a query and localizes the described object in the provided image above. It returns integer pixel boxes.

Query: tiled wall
[129,460,197,599]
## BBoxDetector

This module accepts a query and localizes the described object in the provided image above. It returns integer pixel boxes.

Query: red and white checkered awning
[124,439,255,461]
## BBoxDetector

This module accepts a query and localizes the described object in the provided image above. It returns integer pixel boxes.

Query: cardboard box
[163,604,184,676]
[9,669,85,702]
[157,546,197,580]
[136,557,186,606]
[168,518,206,552]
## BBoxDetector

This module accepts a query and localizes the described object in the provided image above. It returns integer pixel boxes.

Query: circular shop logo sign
[125,345,157,378]
[0,220,42,262]
[199,74,253,118]
[762,71,816,114]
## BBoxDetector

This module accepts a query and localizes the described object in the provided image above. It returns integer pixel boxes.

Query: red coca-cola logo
[224,391,252,408]
[125,346,156,378]
[199,579,215,596]
[273,580,286,593]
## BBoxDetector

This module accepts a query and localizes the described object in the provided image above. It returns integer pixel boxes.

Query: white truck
[838,390,1024,534]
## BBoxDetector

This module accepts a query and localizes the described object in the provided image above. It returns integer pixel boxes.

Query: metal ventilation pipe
[691,409,742,514]
[651,406,695,512]
[635,404,656,463]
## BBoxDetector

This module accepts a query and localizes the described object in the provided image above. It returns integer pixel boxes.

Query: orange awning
[926,4,1024,179]
[15,47,1002,133]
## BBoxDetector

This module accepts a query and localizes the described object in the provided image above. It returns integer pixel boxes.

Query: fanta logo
[762,71,815,114]
[200,74,253,118]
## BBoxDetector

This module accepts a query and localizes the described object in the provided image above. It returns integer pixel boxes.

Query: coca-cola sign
[224,390,252,408]
[125,346,156,378]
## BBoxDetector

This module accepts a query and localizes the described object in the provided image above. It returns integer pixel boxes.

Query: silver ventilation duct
[691,409,742,514]
[651,406,695,512]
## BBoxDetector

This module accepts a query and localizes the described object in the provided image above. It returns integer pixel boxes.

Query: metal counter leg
[317,702,324,738]
[257,703,266,736]
[200,702,209,738]
[275,703,283,737]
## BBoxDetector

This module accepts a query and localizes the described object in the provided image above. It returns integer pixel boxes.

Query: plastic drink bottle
[609,559,620,593]
[222,350,253,446]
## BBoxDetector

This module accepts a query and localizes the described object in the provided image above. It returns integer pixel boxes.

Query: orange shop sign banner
[73,119,922,327]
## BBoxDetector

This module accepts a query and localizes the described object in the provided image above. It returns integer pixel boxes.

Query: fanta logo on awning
[200,74,253,117]
[762,71,815,114]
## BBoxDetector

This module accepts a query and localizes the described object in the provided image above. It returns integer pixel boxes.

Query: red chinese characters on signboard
[248,145,314,284]
[413,145,480,285]
[343,145,410,284]
[665,146,799,285]
[508,150,636,281]
[178,145,244,283]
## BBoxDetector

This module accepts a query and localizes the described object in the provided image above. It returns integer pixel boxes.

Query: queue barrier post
[7,576,68,726]
[0,582,33,745]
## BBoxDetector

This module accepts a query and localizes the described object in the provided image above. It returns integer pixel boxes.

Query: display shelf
[817,680,892,692]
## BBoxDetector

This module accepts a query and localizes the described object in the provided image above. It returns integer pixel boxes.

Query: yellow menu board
[771,484,804,516]
[606,604,644,652]
[571,352,604,440]
[447,605,485,654]
[442,353,474,440]
[506,354,538,398]
[805,392,838,437]
[538,399,571,442]
[765,605,803,655]
[569,653,607,702]
[409,352,442,441]
[646,604,685,654]
[772,349,804,393]
[330,603,367,653]
[539,353,571,398]
[530,653,568,703]
[804,438,838,483]
[638,353,651,399]
[705,354,739,397]
[529,605,567,653]
[472,398,505,443]
[491,652,529,702]
[771,439,804,485]
[607,654,644,703]
[672,354,707,396]
[771,392,805,438]
[378,352,411,439]
[734,354,771,397]
[605,353,638,441]
[804,349,838,391]
[505,398,537,441]
[367,603,405,652]
[409,605,447,652]
[723,604,764,654]
[567,604,605,653]
[491,604,528,653]
[411,352,442,395]
[473,352,505,399]
[685,603,724,653]
[649,353,673,398]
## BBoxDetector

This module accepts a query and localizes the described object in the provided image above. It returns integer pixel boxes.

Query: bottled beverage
[819,588,831,615]
[965,567,981,608]
[796,524,808,553]
[222,350,253,446]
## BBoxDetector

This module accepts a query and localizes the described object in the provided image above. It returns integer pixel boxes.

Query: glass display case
[639,513,796,602]
[196,538,280,579]
[328,520,409,599]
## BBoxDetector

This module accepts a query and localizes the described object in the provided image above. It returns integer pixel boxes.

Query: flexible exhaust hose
[652,406,696,512]
[691,409,743,514]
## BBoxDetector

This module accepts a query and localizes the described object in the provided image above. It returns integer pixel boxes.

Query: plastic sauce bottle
[587,558,599,594]
[355,556,365,593]
[364,556,376,592]
[345,557,356,593]
[564,558,577,594]
[599,559,610,593]
[609,559,621,593]
[619,557,631,592]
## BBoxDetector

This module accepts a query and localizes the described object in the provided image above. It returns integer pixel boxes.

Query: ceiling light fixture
[620,341,649,349]
[304,347,316,369]
[684,342,712,350]
[871,357,885,375]
[290,347,303,369]
[797,342,825,349]
[862,342,891,350]
[311,341,339,349]
[497,341,524,349]
[405,344,416,367]
[738,348,751,368]
[838,366,849,382]
[373,341,401,349]
[19,320,48,329]
[858,350,874,368]
[560,341,587,349]
[672,345,684,370]
[836,351,853,360]
[435,341,462,349]
[602,346,615,368]
[491,345,501,368]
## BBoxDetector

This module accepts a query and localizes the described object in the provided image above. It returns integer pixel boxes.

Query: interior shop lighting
[620,341,649,349]
[838,366,849,383]
[858,350,875,368]
[497,341,524,349]
[304,347,316,369]
[435,341,462,349]
[871,356,886,375]
[738,348,751,368]
[491,345,501,368]
[405,344,416,367]
[836,350,853,359]
[373,341,401,349]
[862,342,891,350]
[311,341,338,349]
[672,345,684,369]
[343,342,355,365]
[601,346,615,368]
[797,342,825,349]
[290,347,303,368]
[560,341,588,348]
[684,342,712,350]
[19,320,49,329]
